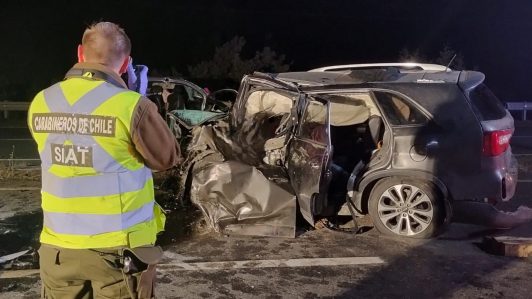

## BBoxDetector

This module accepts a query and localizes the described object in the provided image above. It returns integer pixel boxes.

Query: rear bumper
[502,154,518,201]
[478,149,518,202]
[447,150,518,203]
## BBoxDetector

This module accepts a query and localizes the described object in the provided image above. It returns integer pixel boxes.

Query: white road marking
[0,257,385,278]
[163,251,199,262]
[158,257,385,272]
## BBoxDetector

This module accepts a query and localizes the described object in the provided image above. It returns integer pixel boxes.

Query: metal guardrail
[0,101,30,120]
[1,100,530,120]
[506,102,531,120]
[0,101,30,111]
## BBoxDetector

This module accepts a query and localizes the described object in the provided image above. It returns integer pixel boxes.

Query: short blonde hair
[81,22,131,68]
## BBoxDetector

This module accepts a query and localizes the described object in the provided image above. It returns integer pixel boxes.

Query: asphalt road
[2,205,531,298]
[0,121,531,298]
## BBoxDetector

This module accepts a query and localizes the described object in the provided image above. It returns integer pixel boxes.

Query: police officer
[28,22,181,298]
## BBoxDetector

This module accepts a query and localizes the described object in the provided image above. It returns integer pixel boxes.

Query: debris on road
[498,206,532,227]
[0,250,29,264]
[0,249,38,270]
[157,256,385,272]
[481,236,532,257]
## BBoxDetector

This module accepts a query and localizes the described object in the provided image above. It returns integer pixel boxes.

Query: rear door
[286,96,332,225]
[372,91,439,171]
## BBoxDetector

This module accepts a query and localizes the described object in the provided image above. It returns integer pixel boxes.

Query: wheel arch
[354,170,451,218]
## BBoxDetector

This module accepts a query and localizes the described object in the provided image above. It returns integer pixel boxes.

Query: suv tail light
[482,129,512,157]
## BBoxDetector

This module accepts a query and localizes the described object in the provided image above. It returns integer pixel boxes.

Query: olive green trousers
[39,245,131,299]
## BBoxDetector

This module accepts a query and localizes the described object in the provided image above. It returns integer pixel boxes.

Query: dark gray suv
[225,64,518,238]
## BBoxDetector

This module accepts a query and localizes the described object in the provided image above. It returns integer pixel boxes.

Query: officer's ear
[118,56,131,75]
[77,45,85,63]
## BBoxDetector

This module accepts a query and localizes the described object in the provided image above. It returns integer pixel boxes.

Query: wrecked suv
[182,63,518,239]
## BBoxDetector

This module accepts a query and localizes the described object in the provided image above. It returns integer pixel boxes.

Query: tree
[398,45,465,70]
[398,47,427,63]
[434,45,465,70]
[188,36,290,82]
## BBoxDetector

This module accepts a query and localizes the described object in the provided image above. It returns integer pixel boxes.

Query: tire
[368,177,445,238]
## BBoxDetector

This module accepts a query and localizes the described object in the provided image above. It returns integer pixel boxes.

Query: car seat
[367,115,384,150]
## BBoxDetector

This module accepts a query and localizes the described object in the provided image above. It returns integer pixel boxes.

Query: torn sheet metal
[182,106,298,237]
[191,161,296,237]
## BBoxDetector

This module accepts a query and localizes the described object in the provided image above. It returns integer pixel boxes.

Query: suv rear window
[467,84,507,121]
[373,92,428,126]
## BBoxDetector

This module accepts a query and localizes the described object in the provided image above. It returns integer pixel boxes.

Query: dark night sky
[1,0,532,100]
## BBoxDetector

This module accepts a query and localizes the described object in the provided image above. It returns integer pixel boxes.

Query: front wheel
[368,177,445,238]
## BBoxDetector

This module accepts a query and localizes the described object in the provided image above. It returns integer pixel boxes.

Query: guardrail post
[3,100,8,119]
[506,101,531,121]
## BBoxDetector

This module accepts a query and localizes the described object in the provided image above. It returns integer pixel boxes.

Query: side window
[373,92,427,125]
[183,85,204,110]
[468,84,506,121]
[299,100,328,144]
[189,86,204,101]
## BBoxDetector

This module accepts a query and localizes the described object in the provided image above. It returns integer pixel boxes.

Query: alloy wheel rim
[377,184,434,236]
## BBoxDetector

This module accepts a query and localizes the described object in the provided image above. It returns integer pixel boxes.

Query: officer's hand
[126,62,138,91]
[135,65,149,96]
[127,61,149,96]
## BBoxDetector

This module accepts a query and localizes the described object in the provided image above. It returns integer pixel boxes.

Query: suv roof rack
[309,63,451,72]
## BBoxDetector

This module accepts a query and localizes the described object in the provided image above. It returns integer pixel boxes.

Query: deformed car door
[286,96,332,225]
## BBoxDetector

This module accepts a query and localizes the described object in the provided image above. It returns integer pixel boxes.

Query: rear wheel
[368,177,445,238]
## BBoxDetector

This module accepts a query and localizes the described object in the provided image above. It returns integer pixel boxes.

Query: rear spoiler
[458,71,485,92]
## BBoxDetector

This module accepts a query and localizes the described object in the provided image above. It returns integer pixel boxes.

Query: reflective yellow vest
[28,74,165,249]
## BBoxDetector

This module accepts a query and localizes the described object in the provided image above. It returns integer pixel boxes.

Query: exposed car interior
[244,89,295,166]
[147,79,232,144]
[166,85,190,111]
[148,81,206,117]
[320,94,385,216]
[243,89,387,217]
[373,91,427,125]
